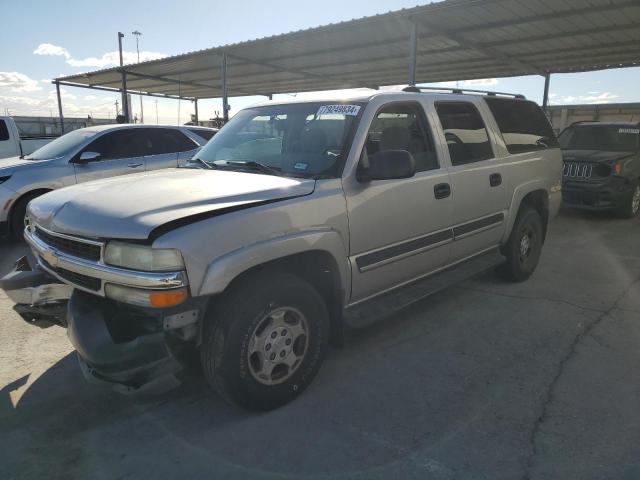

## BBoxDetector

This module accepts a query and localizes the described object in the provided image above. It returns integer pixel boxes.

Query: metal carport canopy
[55,0,640,101]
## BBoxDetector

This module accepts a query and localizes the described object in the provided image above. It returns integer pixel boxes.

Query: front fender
[198,228,350,301]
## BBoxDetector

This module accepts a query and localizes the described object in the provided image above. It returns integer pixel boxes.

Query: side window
[145,129,197,155]
[363,103,438,172]
[84,130,143,160]
[188,128,216,141]
[484,98,559,153]
[0,120,9,141]
[435,102,493,166]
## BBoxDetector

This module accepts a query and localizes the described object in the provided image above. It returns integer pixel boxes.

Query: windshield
[25,128,98,160]
[192,102,363,178]
[559,125,640,152]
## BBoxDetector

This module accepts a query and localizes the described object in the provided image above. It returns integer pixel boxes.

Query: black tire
[617,183,640,219]
[500,206,544,282]
[10,193,41,241]
[201,271,329,411]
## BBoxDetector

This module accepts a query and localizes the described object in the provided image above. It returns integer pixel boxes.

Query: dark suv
[559,122,640,218]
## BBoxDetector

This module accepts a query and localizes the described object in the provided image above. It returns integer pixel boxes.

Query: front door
[73,129,145,183]
[344,101,453,302]
[434,101,508,262]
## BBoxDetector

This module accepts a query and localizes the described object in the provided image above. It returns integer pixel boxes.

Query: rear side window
[435,102,493,165]
[0,120,9,141]
[484,98,559,153]
[143,129,198,155]
[188,128,216,141]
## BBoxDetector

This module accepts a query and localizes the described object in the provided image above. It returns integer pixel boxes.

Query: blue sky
[1,0,639,123]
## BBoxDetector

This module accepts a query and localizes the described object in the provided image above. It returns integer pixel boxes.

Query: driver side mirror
[73,151,101,164]
[357,149,416,182]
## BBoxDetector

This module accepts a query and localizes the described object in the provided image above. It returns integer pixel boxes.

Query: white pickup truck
[0,117,56,160]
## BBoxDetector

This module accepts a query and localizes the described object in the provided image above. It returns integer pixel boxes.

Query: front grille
[35,227,101,262]
[563,162,593,179]
[40,258,102,291]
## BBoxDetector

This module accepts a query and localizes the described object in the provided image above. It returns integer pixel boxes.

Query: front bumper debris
[67,290,204,395]
[0,255,72,328]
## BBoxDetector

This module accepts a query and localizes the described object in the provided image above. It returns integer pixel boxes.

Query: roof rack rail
[402,85,525,99]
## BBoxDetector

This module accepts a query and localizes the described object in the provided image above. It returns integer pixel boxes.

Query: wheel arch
[8,188,52,235]
[503,183,550,245]
[198,231,350,345]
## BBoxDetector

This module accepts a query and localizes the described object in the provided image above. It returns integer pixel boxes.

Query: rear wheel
[500,206,544,282]
[201,272,329,411]
[617,183,640,219]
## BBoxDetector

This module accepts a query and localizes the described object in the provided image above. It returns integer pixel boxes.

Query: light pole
[132,30,143,123]
[117,32,129,122]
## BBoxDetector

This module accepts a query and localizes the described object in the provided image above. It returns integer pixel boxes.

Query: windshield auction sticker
[619,128,640,134]
[316,105,361,116]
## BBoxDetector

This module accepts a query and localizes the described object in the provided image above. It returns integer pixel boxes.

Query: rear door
[73,129,146,182]
[144,128,199,170]
[434,101,508,262]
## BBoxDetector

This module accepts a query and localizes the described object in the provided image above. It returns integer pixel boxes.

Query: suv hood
[562,149,636,163]
[28,168,315,240]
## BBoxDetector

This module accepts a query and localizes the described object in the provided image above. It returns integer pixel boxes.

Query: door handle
[490,173,502,187]
[434,183,451,199]
[127,163,143,168]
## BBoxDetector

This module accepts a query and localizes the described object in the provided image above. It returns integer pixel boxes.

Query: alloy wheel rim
[247,306,309,386]
[519,228,534,262]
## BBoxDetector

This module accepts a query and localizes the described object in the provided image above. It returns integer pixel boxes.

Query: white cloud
[34,43,71,59]
[33,42,167,69]
[0,72,42,92]
[66,50,167,68]
[549,91,620,105]
[83,95,97,100]
[463,78,498,87]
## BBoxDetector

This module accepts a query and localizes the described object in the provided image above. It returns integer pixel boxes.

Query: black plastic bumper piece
[0,255,70,328]
[66,291,183,395]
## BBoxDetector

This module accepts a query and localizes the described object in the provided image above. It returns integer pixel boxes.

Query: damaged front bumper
[0,255,72,328]
[1,255,206,395]
[67,290,205,395]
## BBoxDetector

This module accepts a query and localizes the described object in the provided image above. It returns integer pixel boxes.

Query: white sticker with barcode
[619,128,639,134]
[316,105,361,116]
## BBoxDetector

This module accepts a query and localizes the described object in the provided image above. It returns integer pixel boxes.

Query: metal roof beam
[54,81,195,101]
[414,17,542,75]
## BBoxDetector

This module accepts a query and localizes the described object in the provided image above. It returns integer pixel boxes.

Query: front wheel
[500,206,544,282]
[201,272,329,411]
[617,183,640,219]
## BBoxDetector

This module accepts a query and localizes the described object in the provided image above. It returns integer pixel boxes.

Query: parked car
[1,89,561,410]
[0,124,217,237]
[559,121,640,217]
[0,116,56,160]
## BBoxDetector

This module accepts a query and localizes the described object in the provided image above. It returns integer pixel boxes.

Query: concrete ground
[1,208,639,480]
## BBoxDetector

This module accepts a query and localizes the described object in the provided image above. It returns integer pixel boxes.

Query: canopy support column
[118,32,130,122]
[55,81,64,134]
[221,52,229,122]
[542,72,551,112]
[194,99,199,124]
[408,22,418,86]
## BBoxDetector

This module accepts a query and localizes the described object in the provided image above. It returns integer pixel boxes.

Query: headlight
[105,284,188,308]
[104,241,184,272]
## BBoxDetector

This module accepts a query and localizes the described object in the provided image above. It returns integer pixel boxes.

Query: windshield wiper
[221,160,282,176]
[187,158,214,169]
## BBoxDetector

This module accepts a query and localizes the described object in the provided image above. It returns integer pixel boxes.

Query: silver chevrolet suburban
[3,88,562,410]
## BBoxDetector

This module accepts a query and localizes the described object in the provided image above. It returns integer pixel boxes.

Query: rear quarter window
[484,97,559,154]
